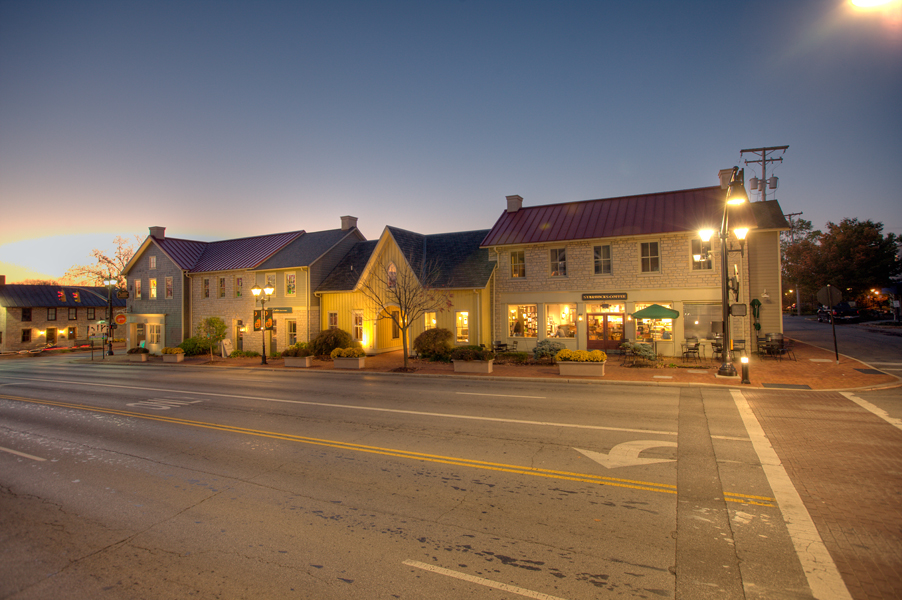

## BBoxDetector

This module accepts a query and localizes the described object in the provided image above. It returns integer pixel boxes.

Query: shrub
[310,329,359,357]
[178,336,208,356]
[127,346,149,354]
[413,328,453,359]
[281,343,312,358]
[622,341,656,362]
[496,351,529,364]
[229,350,260,358]
[330,347,366,359]
[555,349,607,362]
[450,346,495,361]
[162,347,184,354]
[533,339,566,360]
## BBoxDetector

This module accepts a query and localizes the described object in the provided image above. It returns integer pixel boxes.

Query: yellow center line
[1,394,775,505]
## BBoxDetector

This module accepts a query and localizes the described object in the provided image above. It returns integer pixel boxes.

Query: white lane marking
[125,398,204,411]
[457,392,545,399]
[840,392,902,432]
[0,375,682,436]
[0,446,47,461]
[403,560,568,600]
[731,389,852,600]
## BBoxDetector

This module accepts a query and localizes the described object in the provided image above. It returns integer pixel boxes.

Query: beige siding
[747,231,783,337]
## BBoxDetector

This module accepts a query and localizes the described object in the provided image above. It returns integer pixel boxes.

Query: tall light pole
[251,283,274,365]
[103,275,117,356]
[705,167,749,377]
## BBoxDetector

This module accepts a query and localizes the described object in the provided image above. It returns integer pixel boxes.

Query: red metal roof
[480,186,757,247]
[190,231,304,272]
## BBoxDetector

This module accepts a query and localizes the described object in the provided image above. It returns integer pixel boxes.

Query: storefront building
[481,183,788,357]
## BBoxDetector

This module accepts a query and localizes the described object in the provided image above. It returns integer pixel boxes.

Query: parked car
[817,303,860,323]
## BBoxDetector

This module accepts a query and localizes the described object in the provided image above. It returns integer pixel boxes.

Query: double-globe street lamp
[700,167,749,378]
[251,283,275,365]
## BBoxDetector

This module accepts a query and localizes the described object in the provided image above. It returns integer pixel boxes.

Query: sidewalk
[75,338,900,391]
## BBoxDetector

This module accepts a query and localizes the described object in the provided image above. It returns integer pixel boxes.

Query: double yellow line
[1,394,774,506]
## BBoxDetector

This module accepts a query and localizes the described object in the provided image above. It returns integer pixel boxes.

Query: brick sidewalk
[745,390,902,600]
[102,338,899,391]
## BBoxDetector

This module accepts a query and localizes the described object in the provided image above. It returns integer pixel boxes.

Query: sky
[1,0,900,282]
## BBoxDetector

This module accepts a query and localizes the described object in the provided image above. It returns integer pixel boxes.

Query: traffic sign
[115,314,127,325]
[817,285,842,307]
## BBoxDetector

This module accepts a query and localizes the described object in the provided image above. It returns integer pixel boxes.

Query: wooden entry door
[587,314,625,350]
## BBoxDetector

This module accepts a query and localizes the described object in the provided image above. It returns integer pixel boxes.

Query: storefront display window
[509,305,537,337]
[587,304,625,313]
[683,303,721,340]
[456,311,469,342]
[545,303,576,338]
[634,302,674,341]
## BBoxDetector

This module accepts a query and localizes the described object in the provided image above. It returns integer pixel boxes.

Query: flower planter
[285,356,313,368]
[557,361,605,377]
[333,357,365,369]
[452,359,494,374]
[163,354,184,363]
[130,354,148,363]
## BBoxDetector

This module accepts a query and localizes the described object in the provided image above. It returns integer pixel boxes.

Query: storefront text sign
[582,293,627,301]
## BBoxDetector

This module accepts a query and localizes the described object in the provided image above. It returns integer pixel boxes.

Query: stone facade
[0,304,125,352]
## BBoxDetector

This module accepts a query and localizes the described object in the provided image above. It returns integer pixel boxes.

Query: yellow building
[316,226,495,355]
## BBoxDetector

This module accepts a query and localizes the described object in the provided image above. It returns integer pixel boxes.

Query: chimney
[506,195,523,213]
[341,215,358,231]
[0,275,5,286]
[149,226,166,240]
[718,169,734,190]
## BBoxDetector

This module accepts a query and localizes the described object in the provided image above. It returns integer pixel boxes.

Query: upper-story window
[691,239,713,270]
[47,308,57,321]
[266,273,276,293]
[165,277,173,299]
[150,279,157,299]
[594,245,612,275]
[550,248,567,277]
[68,308,77,320]
[203,278,210,298]
[286,272,296,296]
[87,307,95,320]
[135,280,142,299]
[511,251,525,278]
[21,308,32,321]
[235,276,243,297]
[219,277,226,298]
[149,256,156,269]
[387,263,397,288]
[641,242,660,273]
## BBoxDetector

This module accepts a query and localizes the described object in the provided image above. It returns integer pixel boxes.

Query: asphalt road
[0,357,814,600]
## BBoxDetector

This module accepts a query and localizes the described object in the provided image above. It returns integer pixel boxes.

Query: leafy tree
[64,235,141,285]
[195,317,228,361]
[357,257,453,370]
[783,218,900,307]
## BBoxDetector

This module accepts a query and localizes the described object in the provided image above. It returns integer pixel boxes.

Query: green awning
[631,304,679,320]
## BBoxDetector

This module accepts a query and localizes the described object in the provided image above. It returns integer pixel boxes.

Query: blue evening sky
[1,0,900,281]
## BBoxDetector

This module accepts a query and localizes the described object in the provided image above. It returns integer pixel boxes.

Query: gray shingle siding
[127,244,188,344]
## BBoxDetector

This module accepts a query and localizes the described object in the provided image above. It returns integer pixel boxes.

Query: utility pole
[740,145,788,202]
[784,211,804,317]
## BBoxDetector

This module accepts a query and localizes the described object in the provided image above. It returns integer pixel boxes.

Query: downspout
[306,268,311,342]
[183,270,189,343]
[494,248,499,344]
[475,289,481,347]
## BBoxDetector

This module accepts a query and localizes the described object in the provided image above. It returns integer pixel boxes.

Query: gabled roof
[317,228,495,292]
[0,285,126,308]
[256,228,364,271]
[480,186,763,247]
[152,237,208,270]
[189,231,304,272]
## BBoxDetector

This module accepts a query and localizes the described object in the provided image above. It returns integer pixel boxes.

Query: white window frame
[550,248,567,277]
[511,251,526,278]
[149,255,156,270]
[456,311,469,343]
[150,278,157,299]
[640,241,661,273]
[594,245,612,275]
[328,312,338,330]
[285,272,297,297]
[353,310,363,341]
[691,239,713,271]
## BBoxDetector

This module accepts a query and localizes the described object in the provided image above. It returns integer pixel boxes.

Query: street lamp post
[103,275,117,356]
[251,283,275,365]
[712,167,749,377]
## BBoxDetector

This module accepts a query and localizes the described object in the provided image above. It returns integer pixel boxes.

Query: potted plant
[450,346,495,374]
[282,343,313,368]
[555,349,607,377]
[161,347,185,363]
[127,347,150,362]
[330,347,366,369]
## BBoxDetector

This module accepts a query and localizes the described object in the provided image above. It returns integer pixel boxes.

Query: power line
[741,145,789,202]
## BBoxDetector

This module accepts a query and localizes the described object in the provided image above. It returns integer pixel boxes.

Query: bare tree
[63,235,141,285]
[357,258,453,369]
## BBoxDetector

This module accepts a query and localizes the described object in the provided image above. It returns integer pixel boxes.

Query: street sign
[817,285,842,307]
[115,314,127,325]
[117,290,130,299]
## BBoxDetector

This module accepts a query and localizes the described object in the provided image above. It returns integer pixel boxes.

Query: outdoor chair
[681,338,701,364]
[780,338,797,361]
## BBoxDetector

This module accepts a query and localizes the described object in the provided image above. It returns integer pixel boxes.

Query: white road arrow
[575,440,678,469]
